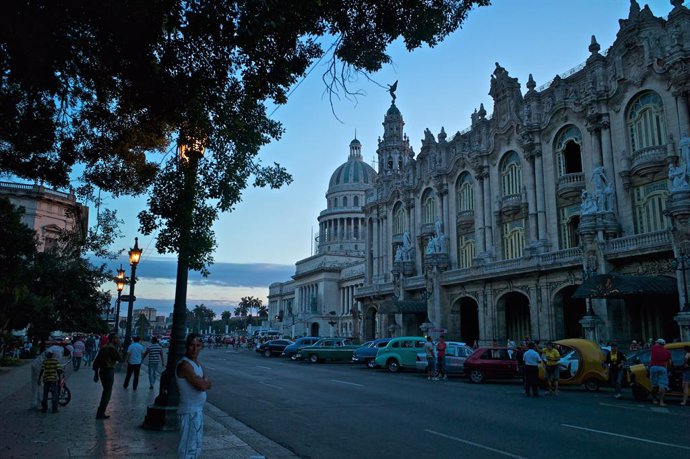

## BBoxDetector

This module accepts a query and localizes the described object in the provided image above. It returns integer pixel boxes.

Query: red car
[463,346,521,383]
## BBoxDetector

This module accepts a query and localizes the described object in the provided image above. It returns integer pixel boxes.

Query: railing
[537,247,582,265]
[557,172,584,188]
[0,181,73,200]
[501,194,521,207]
[631,145,667,168]
[604,230,672,255]
[484,258,523,272]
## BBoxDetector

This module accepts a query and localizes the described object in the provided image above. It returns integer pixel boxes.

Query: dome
[386,102,401,116]
[328,157,376,190]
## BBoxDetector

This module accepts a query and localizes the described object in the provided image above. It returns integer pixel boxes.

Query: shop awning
[378,300,428,314]
[572,274,677,299]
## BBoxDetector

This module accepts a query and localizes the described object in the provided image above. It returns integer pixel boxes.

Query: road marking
[561,424,690,450]
[259,381,283,390]
[255,365,272,370]
[330,379,364,387]
[598,402,687,417]
[425,429,527,459]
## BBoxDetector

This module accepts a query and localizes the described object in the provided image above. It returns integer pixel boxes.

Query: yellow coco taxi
[538,339,609,391]
[627,341,689,401]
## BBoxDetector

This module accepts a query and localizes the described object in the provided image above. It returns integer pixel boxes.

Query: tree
[0,1,489,272]
[220,311,232,322]
[238,296,263,318]
[191,304,215,332]
[257,305,269,319]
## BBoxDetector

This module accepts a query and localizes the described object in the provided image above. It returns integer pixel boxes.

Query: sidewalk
[0,361,297,458]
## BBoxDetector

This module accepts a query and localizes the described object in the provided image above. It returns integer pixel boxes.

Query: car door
[669,349,685,394]
[445,345,460,373]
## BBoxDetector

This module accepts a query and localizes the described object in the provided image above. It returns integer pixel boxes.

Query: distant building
[133,307,157,322]
[0,181,88,252]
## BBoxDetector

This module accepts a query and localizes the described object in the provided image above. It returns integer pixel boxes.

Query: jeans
[41,381,58,412]
[178,411,204,459]
[437,355,446,377]
[524,365,539,396]
[72,356,82,371]
[148,362,160,388]
[124,363,141,389]
[97,368,115,417]
[610,367,624,394]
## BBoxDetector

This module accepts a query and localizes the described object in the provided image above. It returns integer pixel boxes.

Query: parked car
[282,337,321,360]
[627,341,689,401]
[463,346,521,383]
[538,339,608,391]
[374,336,427,372]
[257,339,294,357]
[296,338,360,363]
[352,338,392,368]
[415,343,474,375]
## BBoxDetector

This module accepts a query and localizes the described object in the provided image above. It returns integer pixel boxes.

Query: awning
[378,300,428,314]
[572,274,677,299]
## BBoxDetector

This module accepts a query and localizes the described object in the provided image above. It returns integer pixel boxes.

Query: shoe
[96,415,110,420]
[681,402,687,406]
[432,377,439,381]
[442,375,447,380]
[659,402,667,407]
[428,376,431,380]
[614,394,622,399]
[52,409,59,414]
[653,400,659,405]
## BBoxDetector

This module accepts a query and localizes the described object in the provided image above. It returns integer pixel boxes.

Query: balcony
[557,172,585,199]
[500,193,523,218]
[456,210,475,230]
[603,230,672,259]
[630,145,667,178]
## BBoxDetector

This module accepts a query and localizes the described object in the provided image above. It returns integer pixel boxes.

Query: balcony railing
[603,230,672,256]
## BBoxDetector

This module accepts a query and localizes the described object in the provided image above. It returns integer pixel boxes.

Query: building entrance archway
[497,292,531,342]
[310,322,320,337]
[363,307,377,341]
[553,285,586,339]
[450,297,479,344]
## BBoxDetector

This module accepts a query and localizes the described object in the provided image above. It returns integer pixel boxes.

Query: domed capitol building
[269,1,690,345]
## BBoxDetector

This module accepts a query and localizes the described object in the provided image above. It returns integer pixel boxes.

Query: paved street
[204,347,690,459]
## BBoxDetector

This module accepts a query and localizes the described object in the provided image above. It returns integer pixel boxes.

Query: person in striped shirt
[38,351,61,413]
[143,336,165,390]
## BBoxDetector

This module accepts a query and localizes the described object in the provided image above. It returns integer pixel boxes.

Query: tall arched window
[422,189,436,224]
[627,91,666,153]
[503,221,525,260]
[500,151,522,197]
[555,126,583,176]
[393,202,405,235]
[633,181,669,234]
[342,196,348,207]
[455,172,474,213]
[353,196,359,207]
[457,234,475,268]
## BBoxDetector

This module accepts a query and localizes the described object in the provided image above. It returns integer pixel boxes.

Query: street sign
[120,295,136,302]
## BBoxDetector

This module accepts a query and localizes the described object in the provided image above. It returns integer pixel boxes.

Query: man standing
[143,336,165,390]
[523,342,543,397]
[84,335,95,367]
[72,337,85,371]
[123,336,145,390]
[649,338,671,407]
[436,336,448,380]
[92,333,123,419]
[605,343,627,399]
[177,333,212,459]
[542,342,561,395]
[424,336,436,381]
[38,351,61,413]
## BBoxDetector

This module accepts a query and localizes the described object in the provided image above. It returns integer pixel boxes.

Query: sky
[92,0,675,317]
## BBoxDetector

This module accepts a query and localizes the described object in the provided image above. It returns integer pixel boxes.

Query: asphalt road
[202,347,690,459]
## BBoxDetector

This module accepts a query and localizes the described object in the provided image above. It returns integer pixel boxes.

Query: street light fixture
[144,133,205,430]
[123,237,143,349]
[113,265,126,334]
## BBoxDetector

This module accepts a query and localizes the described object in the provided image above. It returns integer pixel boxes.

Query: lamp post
[114,265,126,334]
[144,134,204,430]
[123,238,143,349]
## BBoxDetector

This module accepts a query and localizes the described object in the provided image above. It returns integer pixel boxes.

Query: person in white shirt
[123,337,145,390]
[523,342,543,397]
[177,333,211,459]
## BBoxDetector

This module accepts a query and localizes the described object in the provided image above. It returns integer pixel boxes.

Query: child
[38,351,61,413]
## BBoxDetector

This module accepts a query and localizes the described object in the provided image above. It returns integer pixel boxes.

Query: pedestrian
[143,336,165,390]
[605,342,626,399]
[542,341,561,395]
[629,339,640,352]
[72,336,85,371]
[84,335,95,367]
[436,336,448,380]
[123,336,145,390]
[424,336,437,381]
[649,338,671,407]
[680,345,690,406]
[92,333,123,419]
[38,351,61,414]
[523,342,543,397]
[177,333,212,459]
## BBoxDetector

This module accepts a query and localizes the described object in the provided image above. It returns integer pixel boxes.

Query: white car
[159,338,170,348]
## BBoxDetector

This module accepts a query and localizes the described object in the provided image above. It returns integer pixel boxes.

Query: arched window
[353,196,359,207]
[555,126,583,176]
[393,202,405,235]
[333,197,338,207]
[455,172,474,213]
[500,151,522,197]
[627,91,666,152]
[633,181,669,234]
[342,196,348,207]
[457,234,475,268]
[558,206,581,249]
[422,189,436,224]
[503,221,525,260]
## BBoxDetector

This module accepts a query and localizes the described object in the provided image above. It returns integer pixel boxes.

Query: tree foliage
[0,1,489,271]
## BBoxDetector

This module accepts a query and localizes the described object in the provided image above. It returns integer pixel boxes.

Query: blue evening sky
[98,0,673,316]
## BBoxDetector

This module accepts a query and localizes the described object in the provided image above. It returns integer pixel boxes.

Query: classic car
[415,343,474,375]
[282,336,321,360]
[374,336,427,372]
[352,338,392,368]
[257,339,294,357]
[463,347,521,383]
[296,338,361,363]
[628,341,689,401]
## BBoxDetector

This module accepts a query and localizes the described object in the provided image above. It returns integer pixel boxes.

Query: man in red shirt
[436,336,448,380]
[649,338,672,406]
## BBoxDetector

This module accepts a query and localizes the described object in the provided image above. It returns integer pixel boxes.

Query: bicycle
[46,367,72,407]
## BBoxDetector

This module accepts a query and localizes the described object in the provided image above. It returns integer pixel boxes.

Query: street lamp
[144,133,205,430]
[673,242,690,312]
[113,265,126,334]
[123,238,143,349]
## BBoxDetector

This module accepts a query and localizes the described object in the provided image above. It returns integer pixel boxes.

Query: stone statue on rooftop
[388,80,398,103]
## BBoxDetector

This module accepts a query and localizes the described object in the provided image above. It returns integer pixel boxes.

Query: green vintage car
[296,337,360,363]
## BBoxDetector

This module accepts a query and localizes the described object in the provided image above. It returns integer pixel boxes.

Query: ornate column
[523,153,538,244]
[667,181,690,340]
[534,150,547,243]
[674,90,690,137]
[482,168,493,256]
[474,173,486,254]
[600,115,617,213]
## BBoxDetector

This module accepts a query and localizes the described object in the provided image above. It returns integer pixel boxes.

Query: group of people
[424,335,449,381]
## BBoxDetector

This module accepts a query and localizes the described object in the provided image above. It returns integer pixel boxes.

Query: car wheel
[309,354,319,364]
[366,359,377,369]
[289,353,298,361]
[263,349,272,358]
[469,370,485,384]
[387,359,400,373]
[631,385,649,401]
[584,378,600,392]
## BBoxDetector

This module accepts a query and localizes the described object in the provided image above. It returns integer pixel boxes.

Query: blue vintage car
[281,337,320,360]
[352,338,392,368]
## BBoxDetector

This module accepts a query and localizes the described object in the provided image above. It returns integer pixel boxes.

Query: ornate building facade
[270,1,690,343]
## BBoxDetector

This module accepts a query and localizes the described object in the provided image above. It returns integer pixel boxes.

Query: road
[202,347,690,459]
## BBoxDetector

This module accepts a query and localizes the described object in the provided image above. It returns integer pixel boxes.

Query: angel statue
[388,80,398,102]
